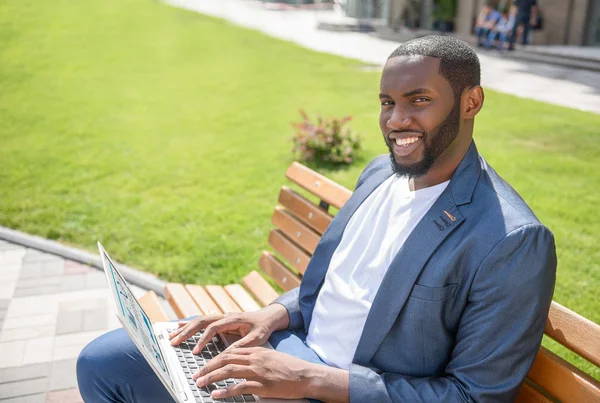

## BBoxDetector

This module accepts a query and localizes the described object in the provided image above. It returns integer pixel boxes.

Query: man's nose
[386,106,413,130]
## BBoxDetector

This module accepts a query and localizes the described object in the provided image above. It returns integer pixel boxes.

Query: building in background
[454,0,600,45]
[342,0,600,45]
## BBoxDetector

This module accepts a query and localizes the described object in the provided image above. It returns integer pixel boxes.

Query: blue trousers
[510,14,531,46]
[486,31,511,50]
[77,326,326,403]
[474,26,491,46]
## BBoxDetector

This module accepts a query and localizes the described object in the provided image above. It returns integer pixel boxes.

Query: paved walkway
[0,240,146,403]
[165,0,600,114]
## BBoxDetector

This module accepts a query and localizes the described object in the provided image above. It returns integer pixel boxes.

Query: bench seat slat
[242,270,280,307]
[225,284,262,312]
[285,162,352,210]
[278,186,332,235]
[259,251,301,291]
[272,206,321,254]
[164,283,201,319]
[545,301,600,368]
[205,285,243,313]
[268,229,311,274]
[185,285,222,316]
[138,290,170,322]
[527,346,600,403]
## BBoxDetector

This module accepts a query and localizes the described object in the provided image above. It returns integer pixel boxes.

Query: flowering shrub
[291,110,362,165]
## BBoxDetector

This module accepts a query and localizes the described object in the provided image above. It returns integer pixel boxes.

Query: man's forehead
[381,55,443,90]
[383,55,441,78]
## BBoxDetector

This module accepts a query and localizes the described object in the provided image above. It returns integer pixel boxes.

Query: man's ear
[463,85,484,119]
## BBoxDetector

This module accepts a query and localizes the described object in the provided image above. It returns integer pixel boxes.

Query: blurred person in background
[508,0,538,49]
[474,1,501,47]
[486,4,517,50]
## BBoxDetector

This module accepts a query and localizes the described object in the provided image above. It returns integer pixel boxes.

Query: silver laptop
[98,242,309,403]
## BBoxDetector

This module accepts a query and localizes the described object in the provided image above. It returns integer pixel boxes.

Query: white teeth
[395,137,420,146]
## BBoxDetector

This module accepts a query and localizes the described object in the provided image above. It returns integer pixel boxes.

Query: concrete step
[500,48,600,72]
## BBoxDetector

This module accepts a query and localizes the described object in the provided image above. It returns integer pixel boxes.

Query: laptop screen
[104,254,174,391]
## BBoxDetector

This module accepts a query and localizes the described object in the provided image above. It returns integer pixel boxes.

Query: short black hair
[387,35,481,99]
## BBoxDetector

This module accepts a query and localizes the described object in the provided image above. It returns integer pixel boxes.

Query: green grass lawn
[1,0,599,378]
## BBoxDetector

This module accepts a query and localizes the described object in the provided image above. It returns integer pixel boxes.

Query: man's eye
[381,100,393,106]
[413,97,430,103]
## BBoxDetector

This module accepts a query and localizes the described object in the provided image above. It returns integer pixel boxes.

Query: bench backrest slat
[515,381,555,403]
[278,187,333,235]
[546,301,600,368]
[285,162,352,210]
[268,229,311,274]
[527,347,600,403]
[272,206,320,254]
[258,251,301,291]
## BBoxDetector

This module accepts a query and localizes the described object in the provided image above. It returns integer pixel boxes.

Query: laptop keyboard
[173,329,256,403]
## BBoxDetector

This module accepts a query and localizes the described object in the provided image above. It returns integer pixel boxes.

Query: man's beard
[387,101,461,178]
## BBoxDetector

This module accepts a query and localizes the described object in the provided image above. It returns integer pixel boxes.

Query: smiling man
[78,36,557,403]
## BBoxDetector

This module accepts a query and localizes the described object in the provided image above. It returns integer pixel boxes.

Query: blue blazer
[274,141,556,402]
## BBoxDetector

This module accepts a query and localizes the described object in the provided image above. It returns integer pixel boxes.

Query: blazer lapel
[353,188,465,365]
[299,166,394,330]
[352,142,481,365]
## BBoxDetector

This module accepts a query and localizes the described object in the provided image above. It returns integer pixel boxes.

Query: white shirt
[306,174,449,369]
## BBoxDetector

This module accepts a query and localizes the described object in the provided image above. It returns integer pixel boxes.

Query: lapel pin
[444,210,456,222]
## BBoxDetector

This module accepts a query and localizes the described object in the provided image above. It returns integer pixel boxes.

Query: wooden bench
[139,161,600,403]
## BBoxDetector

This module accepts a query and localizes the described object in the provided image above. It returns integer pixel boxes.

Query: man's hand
[192,347,316,400]
[168,304,289,354]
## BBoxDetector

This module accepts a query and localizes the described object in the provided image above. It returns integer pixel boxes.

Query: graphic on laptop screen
[107,260,170,379]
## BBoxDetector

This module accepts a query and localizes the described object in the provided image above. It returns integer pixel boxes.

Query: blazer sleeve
[270,287,303,330]
[348,224,557,403]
